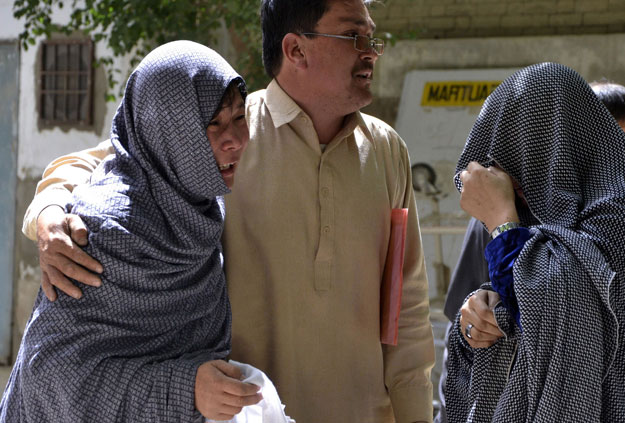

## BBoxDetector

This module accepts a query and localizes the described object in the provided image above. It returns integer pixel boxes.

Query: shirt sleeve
[22,140,115,241]
[484,227,532,329]
[383,137,435,423]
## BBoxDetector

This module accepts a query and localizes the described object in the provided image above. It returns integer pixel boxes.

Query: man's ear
[282,33,307,69]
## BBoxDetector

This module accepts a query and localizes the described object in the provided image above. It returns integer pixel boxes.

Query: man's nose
[360,46,379,63]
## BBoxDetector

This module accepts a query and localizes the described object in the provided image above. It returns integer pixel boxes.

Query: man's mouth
[355,69,372,80]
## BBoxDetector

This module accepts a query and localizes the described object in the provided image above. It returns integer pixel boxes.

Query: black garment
[436,217,490,423]
[443,217,490,322]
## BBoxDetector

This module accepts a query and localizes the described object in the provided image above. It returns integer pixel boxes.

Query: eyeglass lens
[354,35,384,55]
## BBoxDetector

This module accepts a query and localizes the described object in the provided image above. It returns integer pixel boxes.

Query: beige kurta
[23,80,434,423]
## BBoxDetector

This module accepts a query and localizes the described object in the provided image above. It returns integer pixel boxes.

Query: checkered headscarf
[446,63,625,422]
[1,41,246,422]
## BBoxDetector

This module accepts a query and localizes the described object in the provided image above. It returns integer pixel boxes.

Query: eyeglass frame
[299,32,384,56]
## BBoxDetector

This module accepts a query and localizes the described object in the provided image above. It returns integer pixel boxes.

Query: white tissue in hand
[205,360,295,423]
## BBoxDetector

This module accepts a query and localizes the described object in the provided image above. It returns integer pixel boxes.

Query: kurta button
[321,187,329,197]
[323,226,330,234]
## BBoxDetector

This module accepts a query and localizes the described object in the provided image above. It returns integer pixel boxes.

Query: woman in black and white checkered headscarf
[0,41,255,422]
[445,63,625,422]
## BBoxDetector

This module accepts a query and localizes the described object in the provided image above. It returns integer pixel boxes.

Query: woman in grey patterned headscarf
[0,41,261,422]
[445,63,625,422]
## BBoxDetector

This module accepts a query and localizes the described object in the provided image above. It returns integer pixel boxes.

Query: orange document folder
[380,208,408,346]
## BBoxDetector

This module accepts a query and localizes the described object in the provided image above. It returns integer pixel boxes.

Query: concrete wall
[365,32,625,124]
[370,0,625,38]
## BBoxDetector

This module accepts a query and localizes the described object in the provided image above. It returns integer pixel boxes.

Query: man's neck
[305,107,346,145]
[275,76,351,145]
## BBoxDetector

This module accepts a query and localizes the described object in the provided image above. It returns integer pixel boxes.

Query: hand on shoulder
[36,205,102,300]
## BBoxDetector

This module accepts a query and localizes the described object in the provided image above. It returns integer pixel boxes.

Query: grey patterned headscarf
[446,63,625,422]
[1,41,246,422]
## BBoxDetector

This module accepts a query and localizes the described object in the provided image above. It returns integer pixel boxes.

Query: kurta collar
[265,79,303,128]
[353,111,375,146]
[265,78,375,149]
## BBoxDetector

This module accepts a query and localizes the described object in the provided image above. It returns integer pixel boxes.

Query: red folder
[380,208,408,346]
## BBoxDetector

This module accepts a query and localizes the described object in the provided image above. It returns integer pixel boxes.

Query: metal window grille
[39,39,93,126]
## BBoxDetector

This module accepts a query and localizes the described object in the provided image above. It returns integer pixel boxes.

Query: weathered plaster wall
[365,33,625,124]
[0,0,131,363]
[370,0,625,38]
[11,179,39,360]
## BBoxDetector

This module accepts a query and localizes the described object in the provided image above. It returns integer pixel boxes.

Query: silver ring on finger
[465,323,474,339]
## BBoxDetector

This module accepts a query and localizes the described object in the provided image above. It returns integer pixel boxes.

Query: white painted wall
[0,1,23,37]
[0,0,130,180]
[395,68,519,301]
[15,44,128,179]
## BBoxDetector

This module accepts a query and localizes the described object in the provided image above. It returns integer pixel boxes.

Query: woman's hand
[195,360,262,420]
[460,289,505,349]
[458,161,519,232]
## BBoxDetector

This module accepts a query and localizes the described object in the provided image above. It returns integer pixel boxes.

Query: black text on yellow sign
[421,81,501,107]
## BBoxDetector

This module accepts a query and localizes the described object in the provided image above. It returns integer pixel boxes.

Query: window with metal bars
[39,39,93,126]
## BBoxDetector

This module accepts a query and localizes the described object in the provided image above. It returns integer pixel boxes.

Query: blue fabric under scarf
[1,41,245,422]
[485,227,531,330]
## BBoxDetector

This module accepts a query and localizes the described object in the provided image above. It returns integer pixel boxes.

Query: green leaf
[14,0,268,99]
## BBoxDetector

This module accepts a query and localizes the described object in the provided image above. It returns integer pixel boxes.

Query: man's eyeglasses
[300,33,384,56]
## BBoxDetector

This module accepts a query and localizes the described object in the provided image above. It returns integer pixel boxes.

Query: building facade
[1,0,625,407]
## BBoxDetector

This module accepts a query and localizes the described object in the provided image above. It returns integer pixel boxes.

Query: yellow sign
[421,81,501,107]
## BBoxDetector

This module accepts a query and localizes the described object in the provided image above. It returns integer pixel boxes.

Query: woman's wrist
[490,222,522,239]
[485,210,519,234]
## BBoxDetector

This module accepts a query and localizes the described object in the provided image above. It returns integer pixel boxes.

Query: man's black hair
[590,80,625,123]
[260,0,330,79]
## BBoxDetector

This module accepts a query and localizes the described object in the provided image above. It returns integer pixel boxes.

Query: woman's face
[206,90,249,188]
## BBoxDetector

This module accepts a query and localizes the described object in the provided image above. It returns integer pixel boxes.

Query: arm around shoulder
[22,140,114,240]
